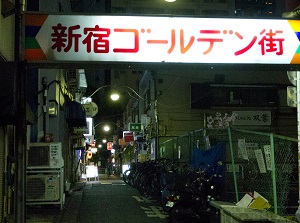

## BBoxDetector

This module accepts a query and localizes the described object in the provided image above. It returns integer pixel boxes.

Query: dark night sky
[84,69,128,139]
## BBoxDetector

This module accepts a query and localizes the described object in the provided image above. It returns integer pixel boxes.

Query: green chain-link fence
[158,129,206,164]
[158,127,298,215]
[226,128,297,215]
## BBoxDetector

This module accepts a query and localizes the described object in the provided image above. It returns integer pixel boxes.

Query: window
[190,83,278,108]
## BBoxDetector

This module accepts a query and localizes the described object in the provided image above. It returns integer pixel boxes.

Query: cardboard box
[237,191,271,210]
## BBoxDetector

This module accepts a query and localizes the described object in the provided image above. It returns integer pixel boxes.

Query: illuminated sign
[129,123,142,132]
[25,13,300,64]
[123,131,134,143]
[87,151,92,159]
[82,102,98,118]
[83,117,93,136]
[107,142,113,150]
[91,147,97,153]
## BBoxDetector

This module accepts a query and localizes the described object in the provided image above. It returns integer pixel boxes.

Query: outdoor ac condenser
[26,174,60,201]
[27,142,64,169]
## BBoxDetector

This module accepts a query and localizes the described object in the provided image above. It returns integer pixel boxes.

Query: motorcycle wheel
[169,202,199,223]
[161,188,177,213]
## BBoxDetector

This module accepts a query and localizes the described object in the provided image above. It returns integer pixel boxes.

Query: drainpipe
[42,77,47,141]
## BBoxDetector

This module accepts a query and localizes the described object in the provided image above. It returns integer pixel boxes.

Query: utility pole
[15,0,26,222]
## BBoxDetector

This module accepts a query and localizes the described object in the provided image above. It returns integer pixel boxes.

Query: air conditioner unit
[26,174,60,201]
[27,142,64,169]
[140,114,151,127]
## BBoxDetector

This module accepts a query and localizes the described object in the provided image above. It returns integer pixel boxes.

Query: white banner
[25,14,300,64]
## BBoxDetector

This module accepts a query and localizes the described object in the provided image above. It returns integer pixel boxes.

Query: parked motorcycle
[168,169,223,223]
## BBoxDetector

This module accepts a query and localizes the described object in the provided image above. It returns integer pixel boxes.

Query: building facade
[0,0,296,222]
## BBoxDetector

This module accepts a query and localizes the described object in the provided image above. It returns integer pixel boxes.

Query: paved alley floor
[26,174,169,223]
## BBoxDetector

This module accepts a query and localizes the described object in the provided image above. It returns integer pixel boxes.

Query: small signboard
[232,111,271,126]
[129,123,142,132]
[123,132,134,143]
[82,102,98,118]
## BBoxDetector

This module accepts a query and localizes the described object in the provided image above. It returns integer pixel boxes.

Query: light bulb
[103,125,110,132]
[110,93,120,101]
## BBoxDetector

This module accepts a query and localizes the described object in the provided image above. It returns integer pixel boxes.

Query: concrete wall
[111,0,235,16]
[39,0,71,12]
[139,68,296,141]
[0,1,15,61]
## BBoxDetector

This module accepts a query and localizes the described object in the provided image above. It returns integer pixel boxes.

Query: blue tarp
[191,141,226,177]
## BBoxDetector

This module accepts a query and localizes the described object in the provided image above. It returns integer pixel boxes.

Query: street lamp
[103,125,110,132]
[93,121,122,149]
[85,84,144,102]
[110,93,120,101]
[93,121,121,134]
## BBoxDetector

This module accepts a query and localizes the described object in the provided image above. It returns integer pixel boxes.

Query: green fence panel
[159,137,176,160]
[226,128,296,215]
[158,127,297,216]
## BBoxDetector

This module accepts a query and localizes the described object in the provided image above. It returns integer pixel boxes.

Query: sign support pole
[15,0,26,222]
[297,71,300,202]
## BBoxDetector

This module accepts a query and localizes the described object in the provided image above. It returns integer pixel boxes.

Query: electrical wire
[37,79,73,100]
[37,112,43,119]
[124,86,146,100]
[125,89,141,100]
[86,84,146,101]
[86,85,110,98]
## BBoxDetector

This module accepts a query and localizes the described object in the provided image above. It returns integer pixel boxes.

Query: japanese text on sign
[51,24,284,56]
[25,14,300,64]
[233,111,271,126]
